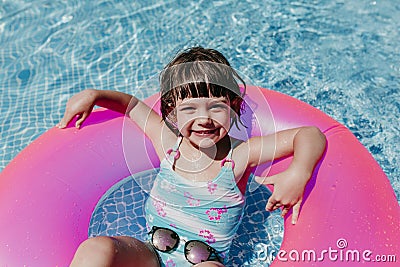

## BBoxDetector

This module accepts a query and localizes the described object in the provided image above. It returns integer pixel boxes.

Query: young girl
[58,47,326,267]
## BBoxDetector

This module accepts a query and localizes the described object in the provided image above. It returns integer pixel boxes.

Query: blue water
[0,0,399,265]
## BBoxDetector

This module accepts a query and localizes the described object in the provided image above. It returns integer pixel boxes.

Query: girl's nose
[196,107,211,120]
[196,116,213,126]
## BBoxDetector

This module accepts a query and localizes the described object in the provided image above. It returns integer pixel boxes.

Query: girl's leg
[70,236,160,267]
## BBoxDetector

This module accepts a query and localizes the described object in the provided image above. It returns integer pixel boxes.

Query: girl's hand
[255,169,310,225]
[57,89,97,129]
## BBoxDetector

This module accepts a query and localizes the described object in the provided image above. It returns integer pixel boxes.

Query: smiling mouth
[191,129,218,135]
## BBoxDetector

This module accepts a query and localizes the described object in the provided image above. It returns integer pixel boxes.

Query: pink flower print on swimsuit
[207,181,218,194]
[206,205,228,221]
[152,198,167,217]
[199,229,216,244]
[184,192,200,206]
[165,259,176,267]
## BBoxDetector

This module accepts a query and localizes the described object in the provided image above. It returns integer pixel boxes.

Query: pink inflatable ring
[0,86,399,266]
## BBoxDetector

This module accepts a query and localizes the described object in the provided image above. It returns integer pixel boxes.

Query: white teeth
[194,129,215,134]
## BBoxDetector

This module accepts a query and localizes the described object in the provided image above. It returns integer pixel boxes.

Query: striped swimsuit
[144,136,245,266]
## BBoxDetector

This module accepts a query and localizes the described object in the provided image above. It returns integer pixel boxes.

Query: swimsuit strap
[166,135,183,161]
[220,140,239,169]
[226,143,235,159]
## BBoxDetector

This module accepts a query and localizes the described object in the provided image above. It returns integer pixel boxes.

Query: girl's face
[175,96,231,148]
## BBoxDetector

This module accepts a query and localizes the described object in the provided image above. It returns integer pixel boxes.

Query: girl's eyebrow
[210,99,230,106]
[218,99,229,104]
[209,98,229,104]
[177,101,194,107]
[178,97,229,106]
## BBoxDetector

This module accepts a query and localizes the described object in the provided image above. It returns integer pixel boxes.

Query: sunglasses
[148,226,223,264]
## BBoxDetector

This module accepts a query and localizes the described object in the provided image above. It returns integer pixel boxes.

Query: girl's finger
[291,201,302,225]
[281,206,290,218]
[58,112,73,128]
[75,112,89,129]
[266,198,277,211]
[266,196,283,211]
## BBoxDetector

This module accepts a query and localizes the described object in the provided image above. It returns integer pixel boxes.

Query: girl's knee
[71,236,118,266]
[71,236,160,267]
[78,236,117,255]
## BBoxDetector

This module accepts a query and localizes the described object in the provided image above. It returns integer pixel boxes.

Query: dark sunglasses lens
[185,240,212,264]
[152,228,179,252]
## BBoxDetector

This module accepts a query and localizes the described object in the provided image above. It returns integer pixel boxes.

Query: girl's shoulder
[229,136,246,150]
[150,127,179,161]
[230,136,254,150]
[229,137,253,185]
[229,137,250,163]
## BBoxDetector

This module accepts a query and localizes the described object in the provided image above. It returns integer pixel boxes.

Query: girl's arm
[58,89,133,129]
[247,126,326,224]
[58,89,169,150]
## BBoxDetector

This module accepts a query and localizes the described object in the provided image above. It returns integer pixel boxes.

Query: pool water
[0,0,399,265]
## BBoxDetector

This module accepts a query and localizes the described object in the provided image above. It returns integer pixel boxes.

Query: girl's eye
[180,107,195,112]
[210,104,228,110]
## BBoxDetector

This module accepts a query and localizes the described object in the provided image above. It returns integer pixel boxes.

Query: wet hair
[160,46,246,130]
